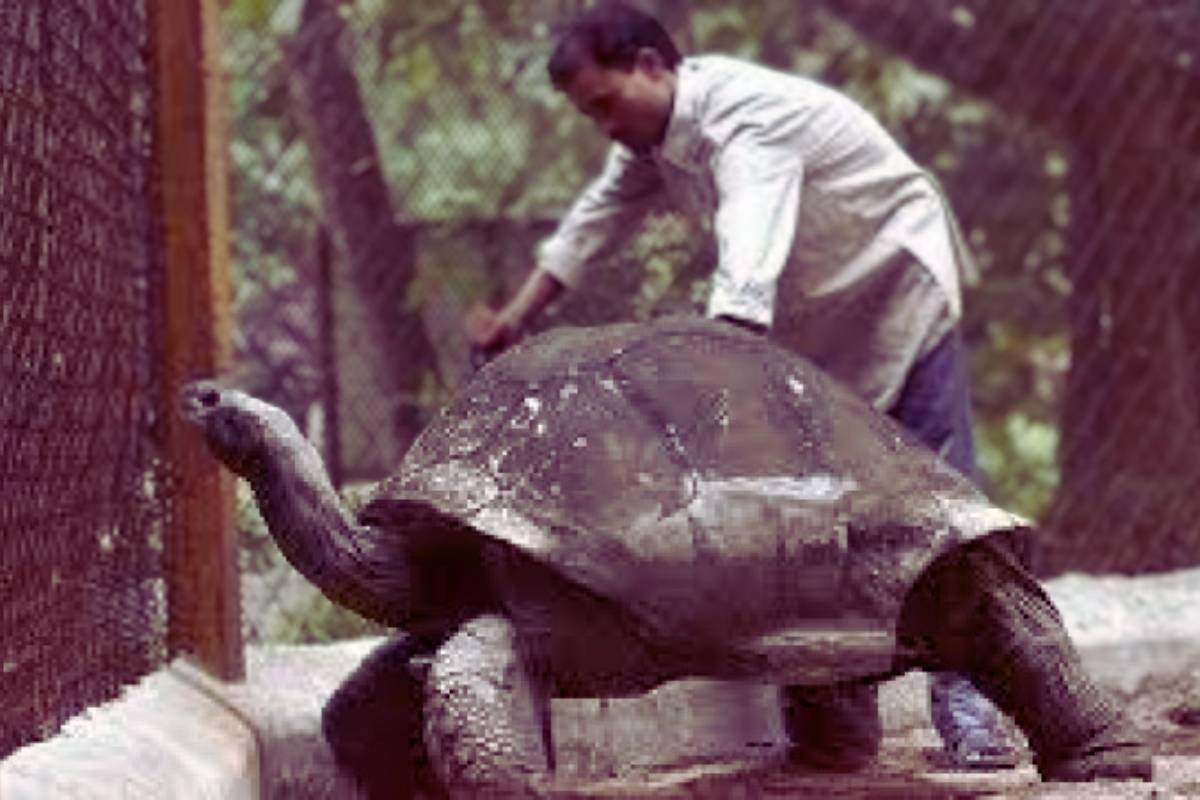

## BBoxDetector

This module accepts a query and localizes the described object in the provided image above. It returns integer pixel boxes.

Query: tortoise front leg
[424,614,554,798]
[322,633,447,798]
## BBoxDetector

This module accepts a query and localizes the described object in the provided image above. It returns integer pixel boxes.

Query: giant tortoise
[182,316,1150,796]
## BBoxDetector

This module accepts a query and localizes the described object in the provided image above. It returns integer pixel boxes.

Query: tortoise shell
[362,317,1027,682]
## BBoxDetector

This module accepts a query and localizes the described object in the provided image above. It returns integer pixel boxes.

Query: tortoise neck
[248,436,404,625]
[254,452,351,562]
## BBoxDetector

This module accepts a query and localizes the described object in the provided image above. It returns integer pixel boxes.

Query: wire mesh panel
[0,0,170,755]
[223,1,1200,641]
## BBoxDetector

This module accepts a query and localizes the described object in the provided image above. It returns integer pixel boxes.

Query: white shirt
[538,55,976,410]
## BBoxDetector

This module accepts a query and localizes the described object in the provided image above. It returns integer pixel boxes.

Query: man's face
[561,51,674,154]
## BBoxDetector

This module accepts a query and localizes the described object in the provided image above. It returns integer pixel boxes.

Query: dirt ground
[552,671,1200,799]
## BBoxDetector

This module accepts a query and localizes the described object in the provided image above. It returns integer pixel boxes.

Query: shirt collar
[657,57,707,171]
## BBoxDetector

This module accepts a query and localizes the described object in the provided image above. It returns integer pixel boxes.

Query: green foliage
[969,323,1068,517]
[268,590,387,644]
[234,482,276,575]
[976,412,1059,521]
[221,0,319,297]
[223,0,276,32]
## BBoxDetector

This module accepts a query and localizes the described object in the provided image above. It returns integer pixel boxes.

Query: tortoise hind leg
[424,614,553,798]
[897,532,1151,782]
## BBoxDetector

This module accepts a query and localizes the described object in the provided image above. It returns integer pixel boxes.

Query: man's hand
[465,303,519,354]
[463,269,565,365]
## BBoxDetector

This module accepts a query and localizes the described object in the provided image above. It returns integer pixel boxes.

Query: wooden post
[150,0,243,680]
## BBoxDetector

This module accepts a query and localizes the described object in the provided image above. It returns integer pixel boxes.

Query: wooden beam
[150,0,243,680]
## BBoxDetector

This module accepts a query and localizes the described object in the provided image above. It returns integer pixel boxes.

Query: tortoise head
[181,380,303,478]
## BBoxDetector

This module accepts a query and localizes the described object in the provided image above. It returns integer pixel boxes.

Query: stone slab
[0,665,259,800]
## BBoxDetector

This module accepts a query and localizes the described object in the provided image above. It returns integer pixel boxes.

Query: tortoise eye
[198,387,221,408]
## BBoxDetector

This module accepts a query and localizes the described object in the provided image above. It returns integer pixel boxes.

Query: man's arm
[466,146,663,352]
[706,132,805,332]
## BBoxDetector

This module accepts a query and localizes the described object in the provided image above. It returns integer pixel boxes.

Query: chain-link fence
[0,0,173,756]
[223,0,1200,642]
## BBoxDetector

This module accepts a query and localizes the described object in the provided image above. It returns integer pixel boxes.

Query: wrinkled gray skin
[182,317,1029,797]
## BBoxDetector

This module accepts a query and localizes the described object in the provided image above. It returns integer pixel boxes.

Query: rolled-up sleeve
[705,135,804,329]
[538,146,664,289]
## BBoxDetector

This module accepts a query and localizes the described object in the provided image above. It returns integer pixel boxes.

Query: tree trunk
[288,0,436,474]
[1041,103,1200,574]
[815,0,1200,572]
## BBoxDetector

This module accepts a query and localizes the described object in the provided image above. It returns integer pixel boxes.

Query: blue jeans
[888,331,1011,758]
[888,330,979,483]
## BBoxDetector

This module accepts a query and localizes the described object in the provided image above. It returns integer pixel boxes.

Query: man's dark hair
[547,2,682,90]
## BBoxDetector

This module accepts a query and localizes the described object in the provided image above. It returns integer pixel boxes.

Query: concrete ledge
[5,569,1200,798]
[0,662,260,800]
[1049,569,1200,694]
